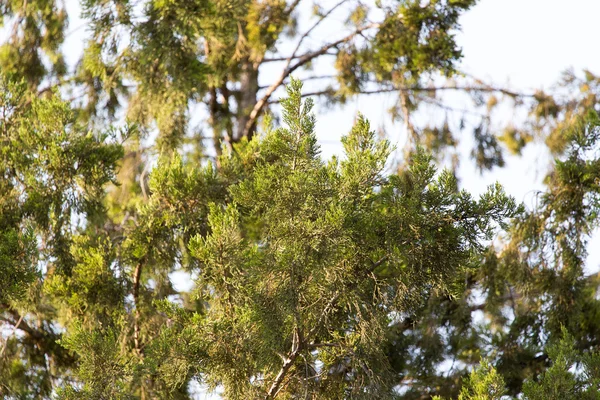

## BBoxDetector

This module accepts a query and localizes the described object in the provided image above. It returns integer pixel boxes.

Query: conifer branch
[265,350,300,399]
[267,84,534,104]
[266,291,341,399]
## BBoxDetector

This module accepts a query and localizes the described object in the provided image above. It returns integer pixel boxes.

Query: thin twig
[290,0,350,62]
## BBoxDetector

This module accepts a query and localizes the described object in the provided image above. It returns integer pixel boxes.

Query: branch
[306,292,341,340]
[420,95,489,119]
[240,23,379,140]
[264,256,388,398]
[260,75,337,90]
[265,0,353,66]
[4,310,46,341]
[265,350,300,399]
[283,0,303,18]
[370,256,389,272]
[262,56,296,63]
[307,342,341,349]
[0,309,60,354]
[133,261,143,354]
[0,313,23,357]
[267,84,533,104]
[290,0,350,62]
[265,291,341,399]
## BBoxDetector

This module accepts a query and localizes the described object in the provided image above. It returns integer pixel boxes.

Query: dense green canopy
[2,0,600,399]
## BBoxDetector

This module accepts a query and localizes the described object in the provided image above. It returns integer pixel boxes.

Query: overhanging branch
[267,84,534,104]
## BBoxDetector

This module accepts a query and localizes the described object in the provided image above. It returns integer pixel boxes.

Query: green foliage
[433,359,507,400]
[0,0,68,86]
[56,322,134,400]
[0,227,37,304]
[457,360,507,400]
[0,72,123,398]
[143,79,517,398]
[3,0,600,398]
[6,79,515,399]
[373,0,476,80]
[449,112,600,398]
[44,236,126,327]
[471,121,505,171]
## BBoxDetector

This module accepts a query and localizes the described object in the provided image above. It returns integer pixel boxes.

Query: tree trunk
[236,61,260,142]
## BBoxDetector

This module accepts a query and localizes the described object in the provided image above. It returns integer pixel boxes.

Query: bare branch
[133,261,143,354]
[290,0,350,62]
[0,313,23,358]
[267,83,534,104]
[262,56,295,63]
[259,75,337,89]
[284,0,303,17]
[265,350,300,399]
[240,23,380,140]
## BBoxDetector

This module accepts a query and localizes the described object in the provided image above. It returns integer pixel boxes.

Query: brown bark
[133,261,143,354]
[236,61,260,142]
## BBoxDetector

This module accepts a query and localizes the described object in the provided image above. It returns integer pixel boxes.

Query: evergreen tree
[3,0,573,165]
[0,74,122,397]
[3,0,600,398]
[1,77,519,398]
[393,110,600,399]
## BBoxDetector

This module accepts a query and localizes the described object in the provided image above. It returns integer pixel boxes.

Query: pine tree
[0,74,122,397]
[0,77,519,398]
[3,1,600,398]
[2,0,566,165]
[471,111,600,396]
